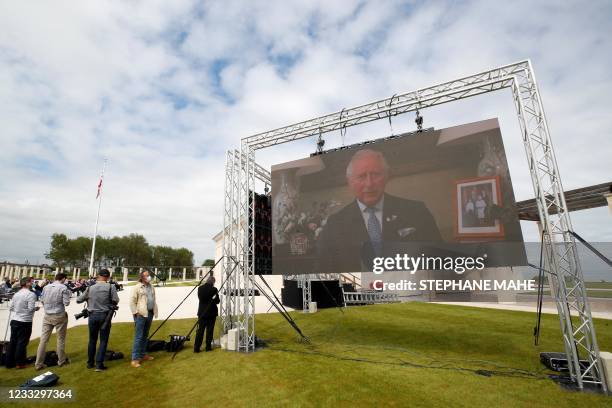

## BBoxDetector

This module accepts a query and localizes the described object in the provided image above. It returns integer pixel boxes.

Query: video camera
[111,280,123,292]
[0,292,13,304]
[74,303,118,321]
[74,308,89,320]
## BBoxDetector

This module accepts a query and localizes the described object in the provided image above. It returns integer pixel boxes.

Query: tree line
[46,233,195,269]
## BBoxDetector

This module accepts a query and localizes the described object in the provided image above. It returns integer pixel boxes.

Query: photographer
[3,277,11,290]
[77,269,119,372]
[0,280,8,302]
[35,273,71,370]
[129,270,158,368]
[6,277,39,368]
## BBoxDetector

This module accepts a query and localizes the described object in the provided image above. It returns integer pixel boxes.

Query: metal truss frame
[220,59,606,391]
[219,149,269,352]
[298,274,312,312]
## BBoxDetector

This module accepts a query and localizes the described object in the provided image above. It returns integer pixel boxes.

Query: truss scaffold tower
[219,60,606,391]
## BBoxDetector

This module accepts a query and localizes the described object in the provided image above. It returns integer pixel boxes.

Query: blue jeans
[132,311,153,360]
[88,311,111,368]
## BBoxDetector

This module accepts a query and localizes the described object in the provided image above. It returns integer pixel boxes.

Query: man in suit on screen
[316,149,442,273]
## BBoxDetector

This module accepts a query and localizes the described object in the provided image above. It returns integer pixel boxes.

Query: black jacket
[316,193,442,272]
[197,283,219,318]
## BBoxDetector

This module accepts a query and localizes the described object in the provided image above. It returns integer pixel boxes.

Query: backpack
[20,371,60,388]
[44,351,59,367]
[165,335,189,352]
[104,350,124,361]
[146,340,166,352]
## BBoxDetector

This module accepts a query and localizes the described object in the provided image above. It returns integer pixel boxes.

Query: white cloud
[0,0,610,265]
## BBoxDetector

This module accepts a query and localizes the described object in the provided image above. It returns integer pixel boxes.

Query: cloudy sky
[1,0,610,265]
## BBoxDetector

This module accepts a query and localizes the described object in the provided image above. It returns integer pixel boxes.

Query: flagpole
[89,159,107,276]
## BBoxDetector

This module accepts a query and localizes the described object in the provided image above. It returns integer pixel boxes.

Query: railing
[339,273,362,290]
[343,290,399,305]
[0,263,210,283]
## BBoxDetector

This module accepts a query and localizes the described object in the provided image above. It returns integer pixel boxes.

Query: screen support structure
[298,274,312,313]
[220,149,270,352]
[220,60,606,391]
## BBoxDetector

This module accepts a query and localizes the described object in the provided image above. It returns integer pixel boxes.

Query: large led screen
[272,118,526,274]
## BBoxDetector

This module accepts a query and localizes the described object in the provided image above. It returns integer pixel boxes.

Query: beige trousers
[35,312,68,368]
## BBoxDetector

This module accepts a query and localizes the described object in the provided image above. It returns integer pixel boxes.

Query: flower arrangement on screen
[276,200,342,254]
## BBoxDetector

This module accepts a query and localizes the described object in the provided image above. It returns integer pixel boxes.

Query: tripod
[3,307,12,343]
[171,257,240,359]
[251,274,309,343]
[147,257,228,341]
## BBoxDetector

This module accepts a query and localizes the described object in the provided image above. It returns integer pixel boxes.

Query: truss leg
[511,63,606,390]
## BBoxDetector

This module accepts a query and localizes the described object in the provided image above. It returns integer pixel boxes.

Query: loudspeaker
[540,352,589,372]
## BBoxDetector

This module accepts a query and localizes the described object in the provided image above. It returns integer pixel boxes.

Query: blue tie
[365,207,382,256]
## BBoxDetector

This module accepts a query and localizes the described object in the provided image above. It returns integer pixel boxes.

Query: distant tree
[122,234,150,265]
[46,233,71,267]
[105,236,124,267]
[71,236,93,268]
[45,232,194,268]
[175,248,195,267]
[151,245,174,267]
[202,259,215,267]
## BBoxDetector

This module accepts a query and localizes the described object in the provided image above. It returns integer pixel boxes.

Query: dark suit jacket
[197,283,219,318]
[316,194,442,272]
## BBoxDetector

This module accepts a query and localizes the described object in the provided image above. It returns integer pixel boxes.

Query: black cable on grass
[259,303,547,380]
[313,340,548,377]
[266,347,549,380]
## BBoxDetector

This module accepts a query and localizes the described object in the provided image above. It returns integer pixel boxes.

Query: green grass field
[2,302,611,407]
[538,290,612,299]
[586,282,612,289]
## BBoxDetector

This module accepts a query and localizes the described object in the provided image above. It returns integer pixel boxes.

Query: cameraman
[35,273,71,370]
[77,269,119,372]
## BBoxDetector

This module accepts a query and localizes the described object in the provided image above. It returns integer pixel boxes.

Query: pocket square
[398,227,416,238]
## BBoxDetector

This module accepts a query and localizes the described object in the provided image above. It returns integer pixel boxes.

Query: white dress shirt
[10,288,37,322]
[41,281,71,314]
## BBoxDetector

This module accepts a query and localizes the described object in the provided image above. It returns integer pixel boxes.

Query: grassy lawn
[536,290,612,299]
[1,302,611,407]
[586,282,612,289]
[586,290,612,299]
[154,280,200,287]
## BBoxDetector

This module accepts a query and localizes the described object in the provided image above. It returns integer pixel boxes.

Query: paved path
[2,279,609,342]
[435,301,612,320]
[1,276,290,340]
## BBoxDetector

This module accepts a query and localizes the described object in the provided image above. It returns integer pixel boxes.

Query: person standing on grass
[6,277,39,368]
[34,273,71,370]
[129,269,158,368]
[194,276,219,353]
[77,269,119,372]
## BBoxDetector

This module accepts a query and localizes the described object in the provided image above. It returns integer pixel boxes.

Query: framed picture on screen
[455,176,504,238]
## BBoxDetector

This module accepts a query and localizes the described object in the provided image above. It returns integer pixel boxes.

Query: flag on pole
[96,176,103,199]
